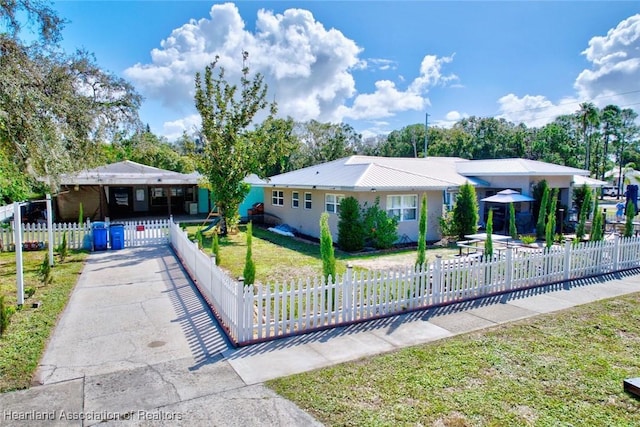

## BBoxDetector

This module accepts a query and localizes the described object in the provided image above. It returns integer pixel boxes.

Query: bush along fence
[168,220,640,346]
[0,219,171,251]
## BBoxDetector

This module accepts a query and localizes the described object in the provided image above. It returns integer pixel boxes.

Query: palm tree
[577,102,600,174]
[600,105,621,183]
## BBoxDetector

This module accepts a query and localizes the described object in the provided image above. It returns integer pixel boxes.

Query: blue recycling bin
[109,223,125,250]
[92,222,108,251]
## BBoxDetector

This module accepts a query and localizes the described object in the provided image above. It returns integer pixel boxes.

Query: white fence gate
[0,219,170,251]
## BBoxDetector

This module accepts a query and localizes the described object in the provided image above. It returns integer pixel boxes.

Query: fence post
[236,278,245,343]
[433,255,442,304]
[13,202,24,306]
[563,240,572,281]
[505,247,513,291]
[344,264,353,323]
[613,234,620,272]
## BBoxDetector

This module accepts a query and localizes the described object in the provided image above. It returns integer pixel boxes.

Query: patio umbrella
[481,189,534,203]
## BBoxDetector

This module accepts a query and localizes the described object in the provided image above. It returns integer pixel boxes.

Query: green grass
[0,249,87,392]
[267,293,640,426]
[186,224,458,284]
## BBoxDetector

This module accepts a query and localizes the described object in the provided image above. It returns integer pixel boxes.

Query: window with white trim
[292,191,299,208]
[325,194,344,214]
[304,192,312,209]
[272,190,284,206]
[387,195,418,221]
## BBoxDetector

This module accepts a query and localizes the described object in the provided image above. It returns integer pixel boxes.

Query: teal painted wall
[198,188,210,213]
[239,186,263,217]
[197,186,262,216]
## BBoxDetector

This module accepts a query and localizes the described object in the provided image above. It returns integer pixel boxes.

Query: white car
[602,186,617,197]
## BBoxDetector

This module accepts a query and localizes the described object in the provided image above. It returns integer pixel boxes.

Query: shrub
[545,188,558,248]
[320,213,336,283]
[211,232,221,265]
[575,189,592,240]
[520,234,537,245]
[438,209,456,241]
[337,196,364,252]
[509,202,518,240]
[0,296,10,335]
[536,186,550,240]
[572,184,590,218]
[416,194,427,267]
[56,232,68,262]
[195,230,203,249]
[78,202,84,227]
[532,180,549,224]
[243,222,256,285]
[25,287,36,298]
[590,196,603,242]
[362,198,398,249]
[485,209,493,257]
[625,201,636,238]
[38,253,53,285]
[452,182,478,240]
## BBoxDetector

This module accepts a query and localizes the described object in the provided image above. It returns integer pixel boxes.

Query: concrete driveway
[1,246,320,427]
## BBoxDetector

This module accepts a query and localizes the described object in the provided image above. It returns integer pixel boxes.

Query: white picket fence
[169,220,640,346]
[0,219,170,251]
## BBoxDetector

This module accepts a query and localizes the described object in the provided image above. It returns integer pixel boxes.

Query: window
[325,194,344,213]
[272,190,284,206]
[304,192,312,210]
[387,195,418,222]
[292,191,299,208]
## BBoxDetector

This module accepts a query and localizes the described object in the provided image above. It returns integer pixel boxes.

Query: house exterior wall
[239,185,264,219]
[262,187,444,243]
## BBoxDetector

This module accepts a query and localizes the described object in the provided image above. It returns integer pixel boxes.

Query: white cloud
[126,3,460,137]
[497,14,640,128]
[433,110,469,128]
[338,54,458,121]
[497,94,578,127]
[126,2,362,124]
[161,114,202,142]
[575,14,640,107]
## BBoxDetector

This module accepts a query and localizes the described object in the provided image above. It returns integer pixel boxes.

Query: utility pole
[424,112,429,158]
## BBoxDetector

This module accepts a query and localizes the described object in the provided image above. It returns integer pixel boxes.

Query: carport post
[46,194,54,266]
[13,202,24,306]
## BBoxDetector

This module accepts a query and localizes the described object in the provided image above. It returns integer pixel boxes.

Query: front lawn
[268,293,640,426]
[184,224,459,284]
[0,249,87,392]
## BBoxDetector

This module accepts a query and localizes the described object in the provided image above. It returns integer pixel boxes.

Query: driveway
[1,246,320,426]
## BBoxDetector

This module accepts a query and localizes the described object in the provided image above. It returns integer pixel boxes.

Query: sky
[50,1,640,141]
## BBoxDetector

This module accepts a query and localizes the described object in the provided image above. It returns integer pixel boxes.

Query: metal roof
[59,160,200,186]
[455,158,590,176]
[263,156,475,191]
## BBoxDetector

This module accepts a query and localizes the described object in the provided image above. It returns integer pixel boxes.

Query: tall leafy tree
[0,1,142,198]
[194,52,277,235]
[613,109,640,193]
[599,105,622,182]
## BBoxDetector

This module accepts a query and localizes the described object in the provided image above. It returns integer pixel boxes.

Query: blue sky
[51,1,640,141]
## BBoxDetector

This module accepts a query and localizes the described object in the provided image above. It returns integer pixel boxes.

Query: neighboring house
[259,156,591,243]
[57,161,266,222]
[57,161,201,221]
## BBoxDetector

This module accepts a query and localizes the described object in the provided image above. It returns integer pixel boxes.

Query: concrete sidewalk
[1,246,640,426]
